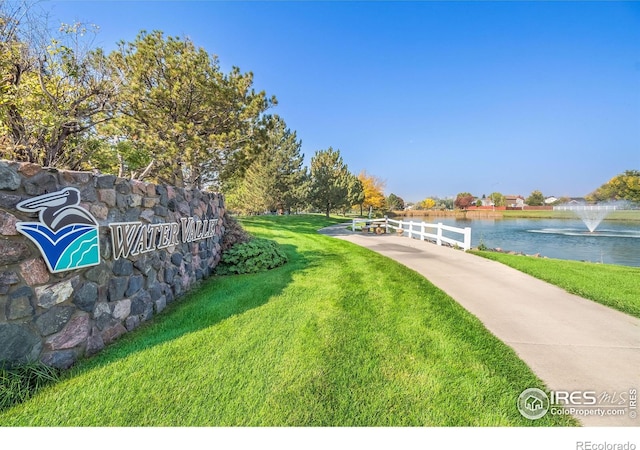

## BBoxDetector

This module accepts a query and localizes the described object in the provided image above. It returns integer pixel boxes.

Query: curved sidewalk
[320,224,640,426]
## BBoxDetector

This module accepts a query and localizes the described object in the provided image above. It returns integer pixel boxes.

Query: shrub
[0,362,60,411]
[216,238,288,275]
[221,215,253,252]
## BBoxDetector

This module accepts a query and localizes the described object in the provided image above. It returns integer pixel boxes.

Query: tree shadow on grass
[70,215,352,377]
[240,214,351,236]
[68,243,307,375]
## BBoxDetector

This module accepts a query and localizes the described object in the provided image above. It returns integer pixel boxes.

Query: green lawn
[0,215,576,426]
[471,251,640,319]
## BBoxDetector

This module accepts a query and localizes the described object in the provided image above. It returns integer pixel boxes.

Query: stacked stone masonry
[0,160,226,369]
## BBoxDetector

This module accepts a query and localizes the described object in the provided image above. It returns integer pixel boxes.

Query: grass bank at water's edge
[0,215,576,426]
[502,209,640,221]
[471,251,640,319]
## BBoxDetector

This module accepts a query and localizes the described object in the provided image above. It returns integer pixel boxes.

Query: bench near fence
[352,217,472,251]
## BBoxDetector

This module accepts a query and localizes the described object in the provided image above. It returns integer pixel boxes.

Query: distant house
[505,195,525,208]
[481,198,494,207]
[568,197,587,205]
[544,196,558,205]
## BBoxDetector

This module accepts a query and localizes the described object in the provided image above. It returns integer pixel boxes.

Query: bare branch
[137,158,155,180]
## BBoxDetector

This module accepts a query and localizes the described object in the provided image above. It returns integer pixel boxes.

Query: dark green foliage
[0,362,60,411]
[526,190,545,206]
[216,238,288,275]
[308,147,352,218]
[225,115,308,215]
[386,193,404,211]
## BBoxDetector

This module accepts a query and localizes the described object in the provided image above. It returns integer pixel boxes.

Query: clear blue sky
[45,0,640,202]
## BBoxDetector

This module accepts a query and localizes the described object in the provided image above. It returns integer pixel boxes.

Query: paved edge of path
[319,223,640,427]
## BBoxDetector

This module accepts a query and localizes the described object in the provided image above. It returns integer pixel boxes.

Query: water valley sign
[109,217,219,260]
[15,187,219,273]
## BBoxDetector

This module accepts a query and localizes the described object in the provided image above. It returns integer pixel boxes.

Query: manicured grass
[502,210,575,219]
[0,215,576,426]
[471,251,640,319]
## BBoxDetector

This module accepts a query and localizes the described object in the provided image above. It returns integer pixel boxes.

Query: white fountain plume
[554,203,617,232]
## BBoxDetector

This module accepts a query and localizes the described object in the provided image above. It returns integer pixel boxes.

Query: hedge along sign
[14,187,219,273]
[109,217,219,260]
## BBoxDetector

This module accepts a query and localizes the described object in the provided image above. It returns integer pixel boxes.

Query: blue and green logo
[16,187,100,273]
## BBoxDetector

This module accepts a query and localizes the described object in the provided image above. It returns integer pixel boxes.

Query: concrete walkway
[319,224,640,426]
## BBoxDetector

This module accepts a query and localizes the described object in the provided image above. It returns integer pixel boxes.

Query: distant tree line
[448,170,640,210]
[386,170,640,211]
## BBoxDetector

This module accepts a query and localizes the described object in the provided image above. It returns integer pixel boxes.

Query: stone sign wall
[0,160,226,369]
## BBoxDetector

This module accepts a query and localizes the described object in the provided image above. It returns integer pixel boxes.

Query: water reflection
[529,228,640,238]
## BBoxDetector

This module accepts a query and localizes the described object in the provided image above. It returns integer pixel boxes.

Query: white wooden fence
[351,217,472,251]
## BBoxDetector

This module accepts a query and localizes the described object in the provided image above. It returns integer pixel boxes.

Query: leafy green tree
[347,174,365,215]
[0,9,117,167]
[0,1,31,155]
[265,117,308,214]
[489,192,505,207]
[106,30,275,188]
[1,4,317,209]
[526,190,545,206]
[308,147,351,218]
[226,115,307,214]
[387,193,405,211]
[588,170,640,203]
[225,158,272,215]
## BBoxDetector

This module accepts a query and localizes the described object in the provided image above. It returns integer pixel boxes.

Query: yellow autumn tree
[357,170,386,214]
[418,198,436,210]
[587,170,640,203]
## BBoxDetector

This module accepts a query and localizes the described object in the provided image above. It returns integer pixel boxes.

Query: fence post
[464,227,472,251]
[420,221,425,241]
[437,223,443,246]
[352,218,355,232]
[384,215,388,233]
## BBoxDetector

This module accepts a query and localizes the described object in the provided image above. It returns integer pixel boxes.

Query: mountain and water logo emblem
[16,187,100,273]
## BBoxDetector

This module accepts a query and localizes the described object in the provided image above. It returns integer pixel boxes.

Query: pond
[410,217,640,267]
